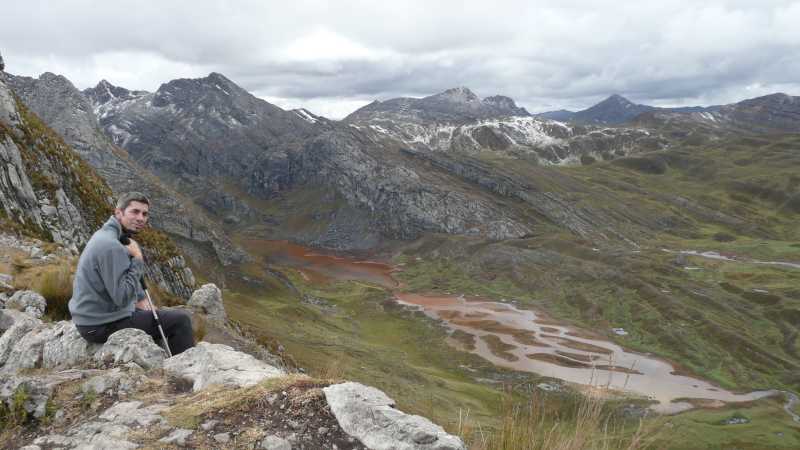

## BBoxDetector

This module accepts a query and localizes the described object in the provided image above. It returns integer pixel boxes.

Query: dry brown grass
[192,314,207,342]
[146,280,184,307]
[35,264,74,320]
[460,388,659,450]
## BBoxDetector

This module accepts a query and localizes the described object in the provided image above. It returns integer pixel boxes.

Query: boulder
[42,321,100,369]
[0,311,43,370]
[187,283,226,322]
[2,322,53,372]
[323,382,465,450]
[94,328,166,370]
[6,290,47,318]
[2,320,102,373]
[163,342,284,391]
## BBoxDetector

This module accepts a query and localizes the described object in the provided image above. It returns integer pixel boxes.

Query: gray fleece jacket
[68,216,146,326]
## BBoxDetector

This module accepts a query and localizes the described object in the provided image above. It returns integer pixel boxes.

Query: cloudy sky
[2,0,798,118]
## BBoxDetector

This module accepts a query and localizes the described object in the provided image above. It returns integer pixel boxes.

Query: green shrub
[613,156,668,174]
[712,232,737,242]
[0,386,30,427]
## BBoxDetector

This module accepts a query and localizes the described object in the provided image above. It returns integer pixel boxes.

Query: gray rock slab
[99,400,167,426]
[260,435,292,450]
[163,341,284,391]
[323,382,465,450]
[1,370,84,418]
[82,365,144,394]
[94,328,166,370]
[159,428,194,445]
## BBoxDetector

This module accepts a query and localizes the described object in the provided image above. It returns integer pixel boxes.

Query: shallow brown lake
[395,293,777,413]
[243,239,777,413]
[242,239,397,288]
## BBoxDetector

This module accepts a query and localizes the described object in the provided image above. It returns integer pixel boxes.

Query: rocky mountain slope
[635,92,800,136]
[84,76,540,244]
[345,89,667,165]
[5,72,245,266]
[0,60,194,299]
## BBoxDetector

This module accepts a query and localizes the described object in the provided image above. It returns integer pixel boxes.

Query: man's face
[114,201,149,234]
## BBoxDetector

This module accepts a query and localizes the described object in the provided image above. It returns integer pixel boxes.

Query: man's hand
[135,298,154,310]
[126,239,143,260]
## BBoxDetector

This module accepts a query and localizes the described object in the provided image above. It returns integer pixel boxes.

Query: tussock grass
[35,264,74,320]
[164,375,313,429]
[192,313,207,342]
[461,389,656,450]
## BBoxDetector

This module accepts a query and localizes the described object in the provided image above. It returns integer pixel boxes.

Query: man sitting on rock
[69,192,194,355]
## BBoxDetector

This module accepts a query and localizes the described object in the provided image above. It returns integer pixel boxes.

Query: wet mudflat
[245,239,777,413]
[395,293,777,413]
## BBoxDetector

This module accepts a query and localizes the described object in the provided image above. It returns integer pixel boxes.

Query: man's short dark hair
[115,192,150,211]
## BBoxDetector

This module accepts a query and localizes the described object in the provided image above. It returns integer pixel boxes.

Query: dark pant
[77,309,195,355]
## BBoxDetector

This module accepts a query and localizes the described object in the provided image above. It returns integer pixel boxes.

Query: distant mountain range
[4,61,799,256]
[537,94,713,125]
[535,92,800,131]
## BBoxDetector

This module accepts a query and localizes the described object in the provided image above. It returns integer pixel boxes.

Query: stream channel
[253,240,787,414]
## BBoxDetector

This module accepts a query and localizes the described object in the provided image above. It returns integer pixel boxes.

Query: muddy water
[244,239,397,288]
[664,249,800,270]
[395,293,777,413]
[247,240,778,413]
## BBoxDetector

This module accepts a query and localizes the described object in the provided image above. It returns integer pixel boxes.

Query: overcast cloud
[2,0,798,118]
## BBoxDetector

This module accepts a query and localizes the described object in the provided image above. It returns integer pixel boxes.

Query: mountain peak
[602,94,634,106]
[571,94,652,124]
[482,95,530,116]
[95,79,118,90]
[205,72,232,84]
[434,87,480,102]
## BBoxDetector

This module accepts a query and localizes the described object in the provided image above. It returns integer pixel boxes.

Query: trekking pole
[141,278,173,357]
[121,232,173,357]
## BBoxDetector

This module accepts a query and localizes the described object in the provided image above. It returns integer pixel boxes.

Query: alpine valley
[2,49,800,449]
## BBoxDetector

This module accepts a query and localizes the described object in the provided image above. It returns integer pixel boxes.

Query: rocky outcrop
[324,382,466,450]
[300,129,532,240]
[1,283,465,449]
[187,283,226,323]
[163,342,284,391]
[0,77,99,251]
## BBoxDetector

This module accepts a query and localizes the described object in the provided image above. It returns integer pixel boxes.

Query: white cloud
[1,0,798,116]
